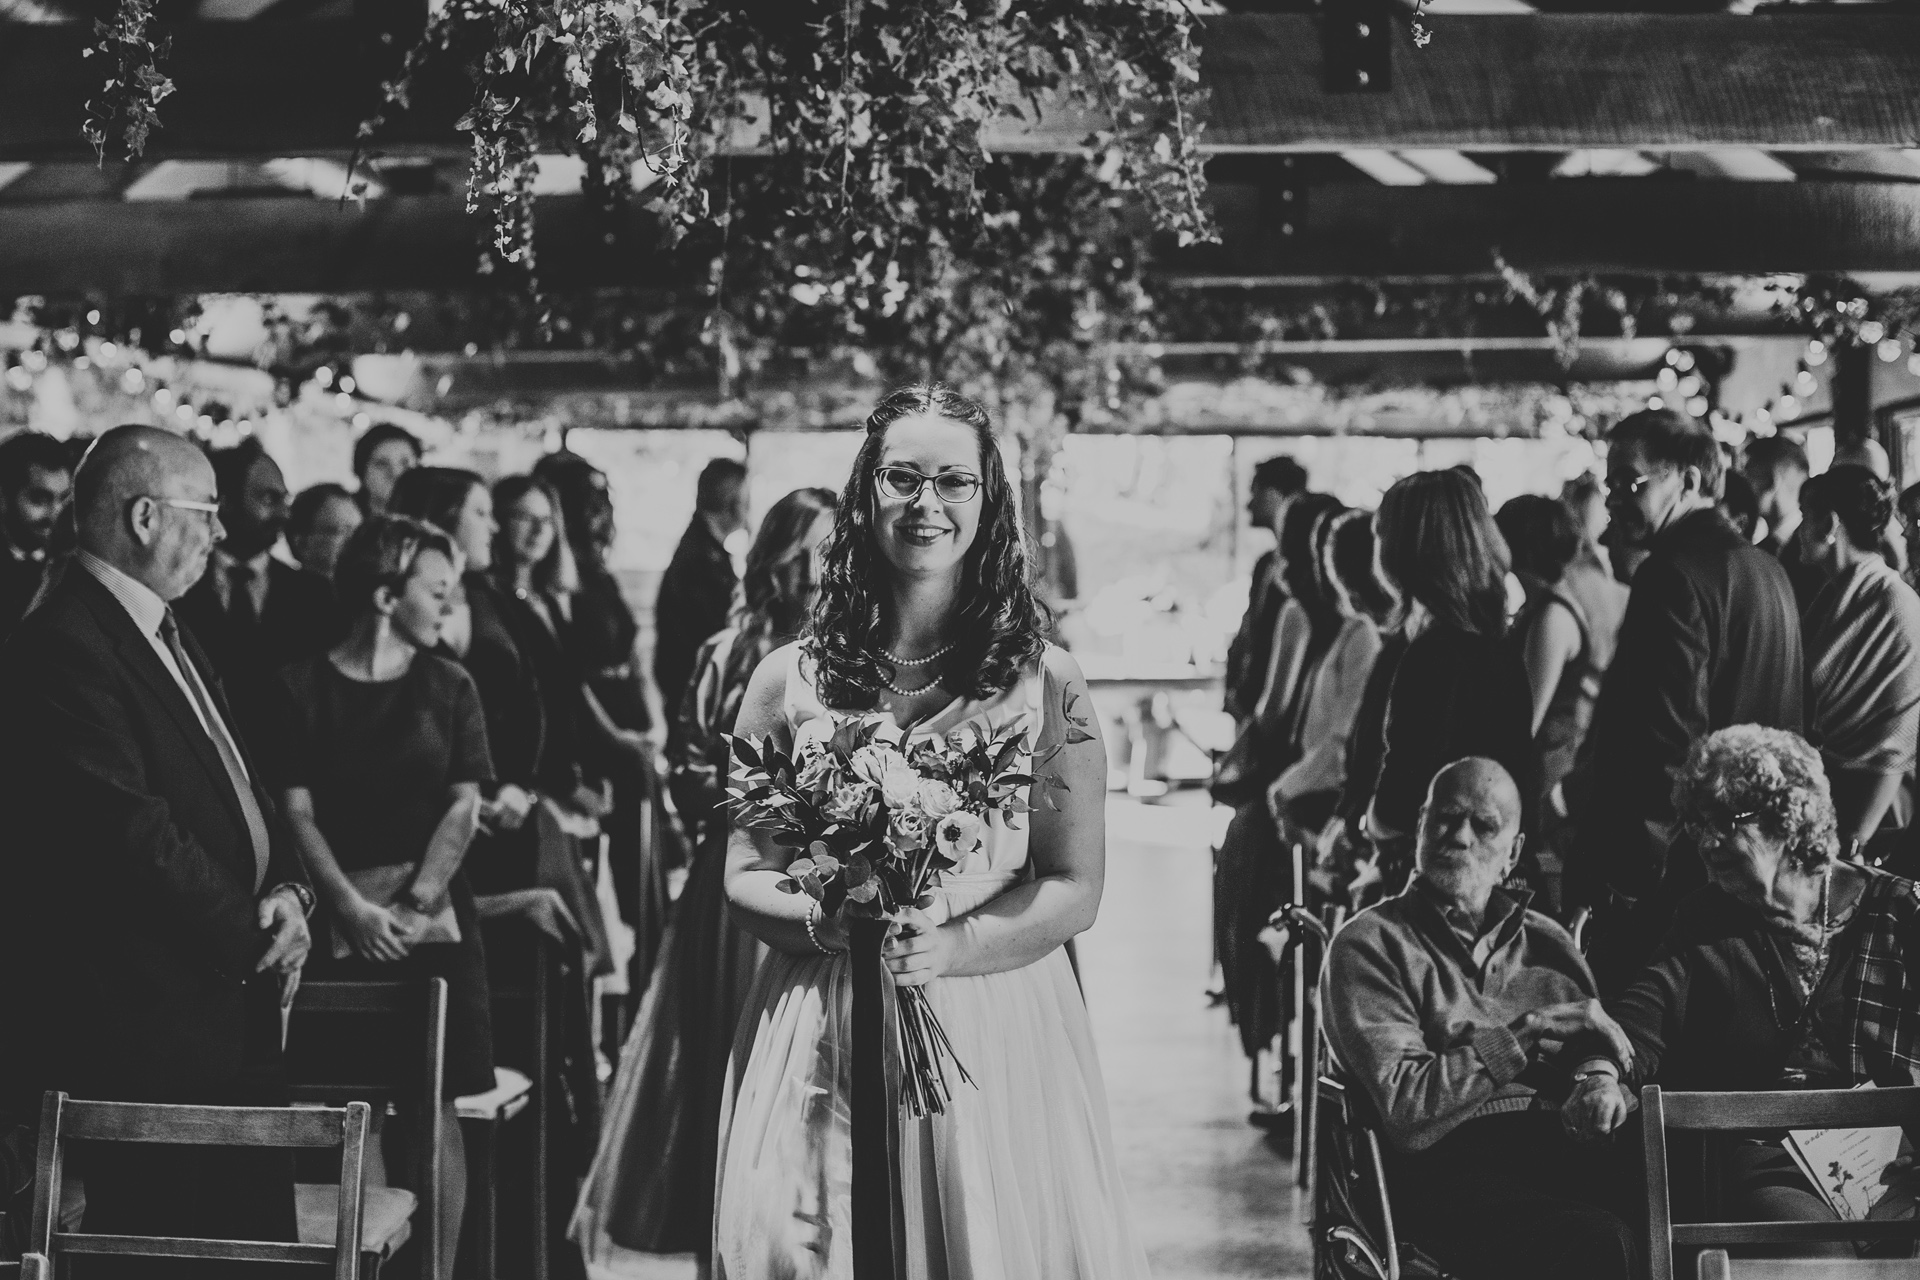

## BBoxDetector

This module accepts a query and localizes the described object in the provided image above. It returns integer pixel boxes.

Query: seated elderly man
[1324,757,1637,1280]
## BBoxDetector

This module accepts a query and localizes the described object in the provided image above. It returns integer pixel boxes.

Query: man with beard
[175,439,337,746]
[0,431,73,636]
[1322,758,1635,1280]
[1572,408,1803,990]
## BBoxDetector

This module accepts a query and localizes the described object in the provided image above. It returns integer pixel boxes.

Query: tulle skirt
[712,941,1151,1280]
[571,836,766,1261]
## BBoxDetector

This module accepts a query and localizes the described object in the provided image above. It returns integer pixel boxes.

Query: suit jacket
[653,517,737,716]
[0,567,308,1112]
[1579,508,1805,899]
[175,557,338,747]
[1224,549,1287,721]
[0,551,43,641]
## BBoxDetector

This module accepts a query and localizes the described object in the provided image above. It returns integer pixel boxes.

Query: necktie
[160,610,271,889]
[229,562,258,630]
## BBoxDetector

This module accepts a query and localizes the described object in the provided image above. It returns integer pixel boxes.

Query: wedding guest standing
[353,422,423,518]
[1224,454,1309,724]
[493,474,594,803]
[390,467,542,871]
[175,440,336,745]
[1577,409,1803,990]
[653,456,747,716]
[1366,470,1535,882]
[535,451,675,986]
[267,515,494,1280]
[0,430,71,636]
[1215,492,1343,1070]
[0,425,312,1253]
[287,481,363,581]
[1796,466,1920,859]
[573,486,836,1267]
[1745,435,1822,609]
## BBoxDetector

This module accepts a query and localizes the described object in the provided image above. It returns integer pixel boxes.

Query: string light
[338,375,357,394]
[1806,339,1829,367]
[1859,320,1887,345]
[314,367,333,388]
[1879,338,1905,363]
[1648,395,1666,410]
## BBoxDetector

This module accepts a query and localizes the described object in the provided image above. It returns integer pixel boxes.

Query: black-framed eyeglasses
[873,466,982,505]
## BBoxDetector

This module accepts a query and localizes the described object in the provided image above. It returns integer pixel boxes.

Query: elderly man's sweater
[1322,883,1600,1152]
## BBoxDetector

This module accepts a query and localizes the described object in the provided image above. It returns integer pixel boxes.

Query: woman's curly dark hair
[805,383,1049,710]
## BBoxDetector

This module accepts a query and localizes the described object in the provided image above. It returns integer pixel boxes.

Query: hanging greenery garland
[351,0,1218,305]
[81,0,175,165]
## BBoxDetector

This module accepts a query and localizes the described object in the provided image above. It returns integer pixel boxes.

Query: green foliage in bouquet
[723,686,1093,1115]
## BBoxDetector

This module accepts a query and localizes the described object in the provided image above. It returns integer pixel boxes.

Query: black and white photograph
[5,1,1920,1278]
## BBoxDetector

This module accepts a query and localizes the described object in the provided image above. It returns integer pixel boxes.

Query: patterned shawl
[1839,867,1920,1085]
[1804,558,1920,774]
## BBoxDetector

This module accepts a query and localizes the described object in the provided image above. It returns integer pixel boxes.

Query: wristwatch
[270,881,316,917]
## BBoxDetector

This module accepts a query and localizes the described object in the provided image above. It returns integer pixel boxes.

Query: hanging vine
[80,0,175,165]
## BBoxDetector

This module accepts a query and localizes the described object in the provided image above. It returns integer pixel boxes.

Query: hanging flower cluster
[80,0,175,164]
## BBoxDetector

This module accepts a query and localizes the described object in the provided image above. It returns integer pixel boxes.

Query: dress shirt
[210,547,273,616]
[76,550,252,782]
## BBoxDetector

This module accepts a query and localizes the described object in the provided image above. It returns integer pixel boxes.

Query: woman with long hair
[490,474,591,803]
[390,466,544,861]
[572,486,837,1268]
[1366,470,1536,877]
[1214,492,1348,1071]
[711,384,1147,1276]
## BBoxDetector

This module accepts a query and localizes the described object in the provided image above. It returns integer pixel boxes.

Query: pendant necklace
[1768,866,1835,1031]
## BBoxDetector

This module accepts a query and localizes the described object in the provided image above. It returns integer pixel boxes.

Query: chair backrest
[289,978,447,1280]
[1642,1084,1920,1280]
[1696,1249,1920,1279]
[24,1092,370,1280]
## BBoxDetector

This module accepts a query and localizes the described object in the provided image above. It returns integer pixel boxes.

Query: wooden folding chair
[289,979,448,1280]
[1696,1251,1920,1279]
[452,1069,532,1280]
[482,924,557,1280]
[21,1093,371,1280]
[1643,1084,1920,1280]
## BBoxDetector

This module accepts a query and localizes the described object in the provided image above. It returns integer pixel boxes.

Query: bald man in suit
[0,425,312,1255]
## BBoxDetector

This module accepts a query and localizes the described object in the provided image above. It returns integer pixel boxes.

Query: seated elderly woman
[1564,725,1920,1252]
[1323,756,1638,1280]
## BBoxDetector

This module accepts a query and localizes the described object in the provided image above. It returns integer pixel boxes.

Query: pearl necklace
[878,641,955,668]
[878,669,943,697]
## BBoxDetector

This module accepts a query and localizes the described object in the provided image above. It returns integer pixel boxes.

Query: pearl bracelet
[805,902,839,956]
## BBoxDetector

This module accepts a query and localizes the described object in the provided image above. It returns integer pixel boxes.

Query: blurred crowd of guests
[0,421,764,1278]
[1217,411,1920,1278]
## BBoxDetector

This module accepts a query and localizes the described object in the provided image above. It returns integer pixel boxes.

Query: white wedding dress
[711,647,1151,1279]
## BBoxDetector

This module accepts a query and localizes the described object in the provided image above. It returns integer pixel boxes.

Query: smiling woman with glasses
[1563,724,1920,1254]
[708,382,1150,1278]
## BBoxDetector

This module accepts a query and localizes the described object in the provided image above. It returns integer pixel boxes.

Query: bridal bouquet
[726,700,1089,1116]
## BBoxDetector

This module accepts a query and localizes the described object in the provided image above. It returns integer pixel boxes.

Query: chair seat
[295,1184,416,1259]
[455,1067,533,1122]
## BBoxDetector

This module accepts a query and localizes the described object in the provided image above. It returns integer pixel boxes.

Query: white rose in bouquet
[914,778,963,820]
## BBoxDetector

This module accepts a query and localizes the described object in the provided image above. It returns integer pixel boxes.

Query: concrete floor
[587,794,1310,1280]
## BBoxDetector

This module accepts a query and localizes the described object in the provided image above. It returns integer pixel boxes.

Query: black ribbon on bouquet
[849,917,905,1280]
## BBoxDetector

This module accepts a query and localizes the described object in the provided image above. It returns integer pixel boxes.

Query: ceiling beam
[7,178,1920,296]
[3,13,1920,162]
[1172,179,1920,281]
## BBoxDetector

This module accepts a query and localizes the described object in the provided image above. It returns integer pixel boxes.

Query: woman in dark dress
[572,485,837,1267]
[1214,492,1345,1073]
[270,515,495,1280]
[1366,469,1536,886]
[390,467,544,885]
[533,452,680,991]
